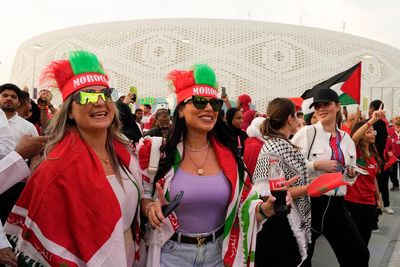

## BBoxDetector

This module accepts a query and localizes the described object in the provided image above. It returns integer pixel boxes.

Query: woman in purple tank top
[138,64,294,267]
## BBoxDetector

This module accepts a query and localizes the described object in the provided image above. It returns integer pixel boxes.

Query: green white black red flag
[301,62,361,118]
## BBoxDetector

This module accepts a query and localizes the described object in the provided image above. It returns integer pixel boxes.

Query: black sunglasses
[185,96,223,112]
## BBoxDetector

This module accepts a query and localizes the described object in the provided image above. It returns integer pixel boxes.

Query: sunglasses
[73,88,114,105]
[185,96,223,112]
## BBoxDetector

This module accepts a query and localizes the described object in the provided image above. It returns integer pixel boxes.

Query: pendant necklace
[96,154,109,164]
[185,145,210,175]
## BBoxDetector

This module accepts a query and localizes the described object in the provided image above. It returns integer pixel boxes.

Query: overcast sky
[1,0,399,83]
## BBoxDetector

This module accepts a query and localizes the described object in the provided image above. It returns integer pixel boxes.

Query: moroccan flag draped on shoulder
[301,62,362,118]
[3,130,140,266]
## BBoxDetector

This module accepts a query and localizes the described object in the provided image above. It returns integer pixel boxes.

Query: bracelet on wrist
[257,202,268,219]
[366,121,372,128]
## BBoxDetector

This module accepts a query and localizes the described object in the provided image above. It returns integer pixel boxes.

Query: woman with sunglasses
[139,64,278,267]
[291,88,369,266]
[345,108,384,245]
[3,51,143,267]
[248,98,311,267]
[226,108,248,156]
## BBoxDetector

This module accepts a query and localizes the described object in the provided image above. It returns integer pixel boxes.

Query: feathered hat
[40,50,109,102]
[166,64,218,103]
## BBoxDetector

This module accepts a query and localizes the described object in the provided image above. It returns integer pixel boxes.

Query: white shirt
[106,167,139,267]
[291,121,357,196]
[8,113,38,144]
[0,151,30,249]
[0,109,15,159]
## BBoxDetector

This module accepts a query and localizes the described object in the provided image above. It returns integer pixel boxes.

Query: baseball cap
[309,88,339,109]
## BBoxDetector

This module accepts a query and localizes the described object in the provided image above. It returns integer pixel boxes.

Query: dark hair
[152,102,246,195]
[351,120,382,166]
[27,100,41,125]
[304,112,314,125]
[260,98,297,147]
[226,108,240,128]
[20,91,30,104]
[369,100,383,111]
[0,83,22,100]
[135,108,143,113]
[144,104,151,109]
[296,111,304,118]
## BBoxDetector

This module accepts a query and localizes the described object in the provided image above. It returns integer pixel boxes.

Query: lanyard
[330,130,344,164]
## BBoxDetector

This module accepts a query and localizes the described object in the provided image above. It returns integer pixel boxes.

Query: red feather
[39,60,74,90]
[166,70,195,93]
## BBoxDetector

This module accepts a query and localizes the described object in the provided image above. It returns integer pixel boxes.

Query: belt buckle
[196,236,206,247]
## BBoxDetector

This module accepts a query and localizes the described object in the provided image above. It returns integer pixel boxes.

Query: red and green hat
[40,50,109,102]
[167,64,219,103]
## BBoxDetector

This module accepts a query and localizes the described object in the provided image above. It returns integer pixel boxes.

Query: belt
[170,227,224,246]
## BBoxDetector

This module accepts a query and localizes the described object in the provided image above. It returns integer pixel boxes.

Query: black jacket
[116,101,142,143]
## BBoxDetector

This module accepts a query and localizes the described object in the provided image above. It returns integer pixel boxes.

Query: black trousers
[377,171,390,207]
[390,160,400,187]
[301,196,369,267]
[255,214,302,267]
[345,201,376,245]
[0,182,25,224]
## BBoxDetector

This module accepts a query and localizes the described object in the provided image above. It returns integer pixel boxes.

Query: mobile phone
[129,87,137,102]
[162,191,184,217]
[221,87,227,97]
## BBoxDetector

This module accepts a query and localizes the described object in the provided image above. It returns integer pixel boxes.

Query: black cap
[309,88,339,109]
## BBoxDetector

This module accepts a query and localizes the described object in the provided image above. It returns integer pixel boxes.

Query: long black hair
[152,102,248,195]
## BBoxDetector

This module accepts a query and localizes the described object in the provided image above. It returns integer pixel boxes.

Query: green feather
[68,50,105,75]
[192,64,218,88]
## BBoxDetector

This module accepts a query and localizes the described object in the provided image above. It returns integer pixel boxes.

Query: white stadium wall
[10,18,400,116]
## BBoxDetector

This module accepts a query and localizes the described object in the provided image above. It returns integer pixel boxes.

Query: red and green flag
[301,62,361,118]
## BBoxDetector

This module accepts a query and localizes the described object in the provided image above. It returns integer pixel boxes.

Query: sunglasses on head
[73,88,114,105]
[185,96,223,112]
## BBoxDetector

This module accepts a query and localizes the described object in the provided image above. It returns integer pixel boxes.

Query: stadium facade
[10,19,400,115]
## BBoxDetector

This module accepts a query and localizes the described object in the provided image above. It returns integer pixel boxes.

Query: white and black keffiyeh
[252,136,312,261]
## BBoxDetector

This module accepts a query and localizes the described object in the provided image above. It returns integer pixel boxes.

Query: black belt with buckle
[170,227,224,246]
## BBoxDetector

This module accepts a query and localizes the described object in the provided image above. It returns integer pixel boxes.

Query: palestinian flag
[301,62,361,119]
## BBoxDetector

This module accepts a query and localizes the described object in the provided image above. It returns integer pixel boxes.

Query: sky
[1,0,399,83]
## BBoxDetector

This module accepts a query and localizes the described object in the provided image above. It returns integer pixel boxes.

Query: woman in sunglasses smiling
[3,51,143,267]
[139,64,277,267]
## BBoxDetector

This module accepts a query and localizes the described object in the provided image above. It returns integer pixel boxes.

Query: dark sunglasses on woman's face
[185,96,223,112]
[313,102,332,109]
[72,88,114,105]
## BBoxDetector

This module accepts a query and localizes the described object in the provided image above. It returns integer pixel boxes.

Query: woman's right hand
[314,160,338,173]
[260,196,276,218]
[146,184,167,228]
[370,103,385,124]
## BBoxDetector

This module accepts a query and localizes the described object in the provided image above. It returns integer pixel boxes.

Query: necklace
[185,146,210,175]
[96,154,109,164]
[184,141,210,152]
[99,157,109,164]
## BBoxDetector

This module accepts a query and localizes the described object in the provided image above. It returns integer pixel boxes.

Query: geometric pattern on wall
[10,19,400,115]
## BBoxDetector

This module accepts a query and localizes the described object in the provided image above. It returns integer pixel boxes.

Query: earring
[179,113,183,119]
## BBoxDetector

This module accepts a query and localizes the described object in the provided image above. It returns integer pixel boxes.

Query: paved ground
[313,183,400,266]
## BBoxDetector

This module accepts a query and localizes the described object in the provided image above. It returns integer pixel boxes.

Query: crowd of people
[0,50,399,267]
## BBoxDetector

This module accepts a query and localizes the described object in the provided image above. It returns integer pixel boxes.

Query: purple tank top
[170,168,231,233]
